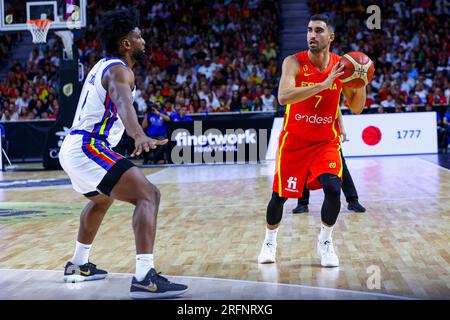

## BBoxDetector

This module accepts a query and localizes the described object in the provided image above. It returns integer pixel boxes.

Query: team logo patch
[329,162,337,169]
[63,83,73,97]
[5,14,13,24]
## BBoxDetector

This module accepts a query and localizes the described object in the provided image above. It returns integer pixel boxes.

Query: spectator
[47,100,60,119]
[218,96,230,112]
[141,102,170,164]
[176,65,188,85]
[228,91,242,112]
[253,96,263,111]
[240,96,253,112]
[394,103,403,113]
[151,90,164,104]
[198,99,208,113]
[434,104,449,152]
[1,108,17,122]
[377,106,386,114]
[190,93,201,113]
[18,107,32,120]
[206,92,221,111]
[15,91,30,114]
[170,105,193,122]
[261,88,277,111]
[197,57,217,80]
[381,94,396,109]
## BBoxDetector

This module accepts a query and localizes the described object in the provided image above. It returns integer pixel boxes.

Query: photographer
[141,102,170,164]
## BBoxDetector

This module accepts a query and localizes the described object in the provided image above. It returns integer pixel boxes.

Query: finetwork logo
[294,114,333,124]
[174,130,257,152]
[171,121,267,164]
[285,176,298,192]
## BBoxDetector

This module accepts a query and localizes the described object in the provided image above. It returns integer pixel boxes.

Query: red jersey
[282,51,342,142]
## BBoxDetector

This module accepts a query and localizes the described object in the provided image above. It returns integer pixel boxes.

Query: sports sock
[319,223,334,243]
[135,254,154,281]
[71,241,92,266]
[265,227,278,243]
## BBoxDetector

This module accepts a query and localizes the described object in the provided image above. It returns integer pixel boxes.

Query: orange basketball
[338,51,375,89]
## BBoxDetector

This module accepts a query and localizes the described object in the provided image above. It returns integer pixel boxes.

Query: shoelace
[154,271,171,283]
[265,242,276,251]
[86,262,97,269]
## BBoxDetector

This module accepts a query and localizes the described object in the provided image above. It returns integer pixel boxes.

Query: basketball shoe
[129,268,188,299]
[347,201,366,212]
[292,204,309,214]
[257,240,277,264]
[317,238,339,267]
[63,261,108,282]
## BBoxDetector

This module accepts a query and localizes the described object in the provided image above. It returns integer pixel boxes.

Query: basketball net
[26,19,53,43]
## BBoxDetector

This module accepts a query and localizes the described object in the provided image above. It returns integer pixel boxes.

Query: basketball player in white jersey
[59,8,188,299]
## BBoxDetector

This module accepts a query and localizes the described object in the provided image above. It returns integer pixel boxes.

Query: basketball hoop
[26,19,53,43]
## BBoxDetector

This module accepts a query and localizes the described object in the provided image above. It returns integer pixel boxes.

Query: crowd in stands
[0,0,281,122]
[309,0,449,114]
[0,0,449,125]
[0,47,62,121]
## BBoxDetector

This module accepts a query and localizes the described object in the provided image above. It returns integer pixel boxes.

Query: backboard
[0,0,86,31]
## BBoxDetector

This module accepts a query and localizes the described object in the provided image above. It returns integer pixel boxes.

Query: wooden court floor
[0,156,449,299]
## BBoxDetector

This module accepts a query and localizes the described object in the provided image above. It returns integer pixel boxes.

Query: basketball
[338,51,374,89]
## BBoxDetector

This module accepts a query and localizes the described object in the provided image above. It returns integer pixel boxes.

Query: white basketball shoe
[317,238,339,267]
[258,240,277,264]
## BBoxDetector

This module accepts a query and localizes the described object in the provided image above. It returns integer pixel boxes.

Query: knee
[153,187,161,204]
[322,178,341,198]
[271,191,287,206]
[92,198,113,212]
[138,185,161,207]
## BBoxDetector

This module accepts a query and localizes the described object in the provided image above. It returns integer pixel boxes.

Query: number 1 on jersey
[314,95,322,108]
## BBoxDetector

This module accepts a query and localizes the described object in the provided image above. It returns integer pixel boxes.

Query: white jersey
[71,57,136,147]
[261,94,275,111]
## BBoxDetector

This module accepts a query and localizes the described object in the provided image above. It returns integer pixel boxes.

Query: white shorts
[59,132,134,196]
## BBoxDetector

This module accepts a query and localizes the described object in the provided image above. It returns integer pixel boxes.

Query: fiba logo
[286,177,298,192]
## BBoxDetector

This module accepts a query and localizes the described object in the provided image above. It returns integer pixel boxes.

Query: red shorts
[272,131,343,198]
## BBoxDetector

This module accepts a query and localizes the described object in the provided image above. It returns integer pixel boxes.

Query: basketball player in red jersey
[258,14,367,267]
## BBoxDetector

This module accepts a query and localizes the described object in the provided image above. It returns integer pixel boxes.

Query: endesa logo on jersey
[294,113,333,124]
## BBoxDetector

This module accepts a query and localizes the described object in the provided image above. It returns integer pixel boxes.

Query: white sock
[319,223,334,242]
[265,227,278,243]
[135,254,154,281]
[71,241,92,266]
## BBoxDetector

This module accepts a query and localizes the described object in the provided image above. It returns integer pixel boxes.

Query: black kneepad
[319,174,341,197]
[266,192,287,225]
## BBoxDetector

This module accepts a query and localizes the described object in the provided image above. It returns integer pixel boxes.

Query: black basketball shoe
[292,204,309,214]
[129,268,188,299]
[348,201,366,213]
[63,261,108,283]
